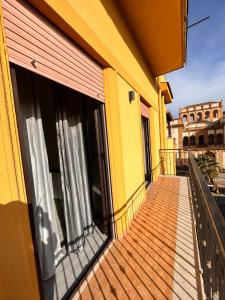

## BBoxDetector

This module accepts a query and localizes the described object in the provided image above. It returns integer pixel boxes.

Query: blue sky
[166,0,225,118]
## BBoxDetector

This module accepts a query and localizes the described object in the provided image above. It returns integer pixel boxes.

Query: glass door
[82,100,111,235]
[142,116,152,184]
[10,64,112,300]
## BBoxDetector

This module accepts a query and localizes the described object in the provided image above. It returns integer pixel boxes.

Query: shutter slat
[3,16,104,86]
[8,49,105,102]
[4,0,102,76]
[3,0,105,102]
[141,102,149,118]
[6,35,104,94]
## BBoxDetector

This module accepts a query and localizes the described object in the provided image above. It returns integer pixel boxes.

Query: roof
[116,0,188,76]
[160,82,173,104]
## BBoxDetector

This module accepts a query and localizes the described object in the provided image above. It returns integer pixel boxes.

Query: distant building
[170,100,225,168]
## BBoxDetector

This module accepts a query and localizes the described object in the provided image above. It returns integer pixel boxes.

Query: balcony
[71,152,225,300]
[73,175,198,300]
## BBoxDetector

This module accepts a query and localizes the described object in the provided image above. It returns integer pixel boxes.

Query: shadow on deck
[72,176,201,300]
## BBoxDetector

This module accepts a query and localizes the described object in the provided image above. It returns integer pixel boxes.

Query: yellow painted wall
[117,74,144,200]
[158,95,168,151]
[104,69,146,236]
[162,97,168,148]
[29,0,159,109]
[149,107,161,181]
[104,68,166,236]
[0,6,40,299]
[117,75,146,228]
[103,68,127,236]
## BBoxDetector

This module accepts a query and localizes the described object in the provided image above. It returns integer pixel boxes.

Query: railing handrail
[189,152,225,254]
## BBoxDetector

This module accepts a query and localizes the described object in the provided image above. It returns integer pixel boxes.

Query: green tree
[196,154,220,183]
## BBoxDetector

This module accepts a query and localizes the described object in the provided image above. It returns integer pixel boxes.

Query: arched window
[197,112,202,122]
[205,111,210,120]
[216,134,223,145]
[213,110,218,118]
[208,134,214,145]
[189,113,195,122]
[183,136,189,147]
[183,114,187,122]
[199,135,204,146]
[190,135,195,146]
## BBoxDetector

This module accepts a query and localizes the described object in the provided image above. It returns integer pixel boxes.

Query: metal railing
[189,153,225,300]
[159,149,189,176]
[159,149,225,299]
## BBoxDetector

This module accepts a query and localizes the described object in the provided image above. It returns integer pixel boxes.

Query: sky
[166,0,225,118]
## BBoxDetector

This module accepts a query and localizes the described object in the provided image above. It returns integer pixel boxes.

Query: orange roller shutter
[2,0,105,102]
[141,101,149,118]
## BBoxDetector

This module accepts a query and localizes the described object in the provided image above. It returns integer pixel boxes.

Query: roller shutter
[141,101,149,118]
[2,0,105,102]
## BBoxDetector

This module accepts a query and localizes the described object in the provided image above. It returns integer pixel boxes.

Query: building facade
[0,1,187,299]
[171,100,225,167]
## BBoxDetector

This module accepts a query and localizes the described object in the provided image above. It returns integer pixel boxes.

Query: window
[208,134,214,145]
[183,136,189,147]
[205,111,210,120]
[190,135,195,146]
[213,110,218,118]
[216,134,223,145]
[198,135,204,146]
[197,112,202,122]
[142,116,152,184]
[183,114,187,122]
[189,113,195,122]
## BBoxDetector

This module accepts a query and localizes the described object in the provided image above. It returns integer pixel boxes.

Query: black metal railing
[112,182,146,237]
[189,153,225,300]
[159,149,189,176]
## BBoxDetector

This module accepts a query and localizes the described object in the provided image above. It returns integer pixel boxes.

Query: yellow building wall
[117,75,146,228]
[162,97,168,148]
[157,76,170,152]
[117,74,144,200]
[0,6,40,300]
[103,68,127,236]
[104,69,146,236]
[149,107,161,181]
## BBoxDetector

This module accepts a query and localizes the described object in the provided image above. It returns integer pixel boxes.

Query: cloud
[167,60,225,117]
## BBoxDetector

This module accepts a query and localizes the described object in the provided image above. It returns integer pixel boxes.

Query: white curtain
[22,83,64,280]
[56,90,93,252]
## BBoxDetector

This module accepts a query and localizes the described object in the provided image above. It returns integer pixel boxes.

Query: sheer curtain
[56,89,93,252]
[21,77,64,280]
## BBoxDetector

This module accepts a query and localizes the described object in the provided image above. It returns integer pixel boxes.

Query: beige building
[170,100,225,168]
